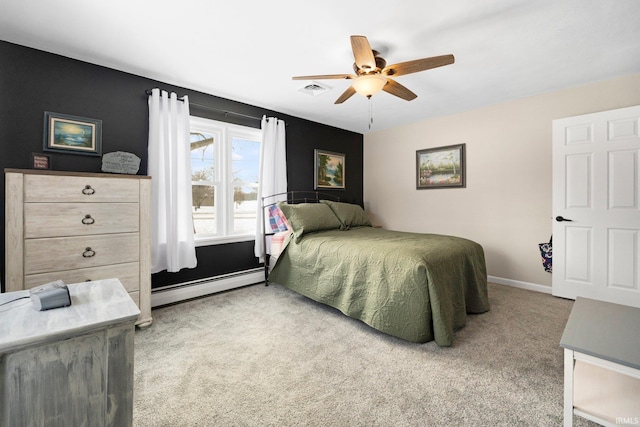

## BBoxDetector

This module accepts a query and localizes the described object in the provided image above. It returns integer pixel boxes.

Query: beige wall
[364,73,640,289]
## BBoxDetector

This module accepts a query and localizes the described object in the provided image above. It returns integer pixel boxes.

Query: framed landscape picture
[314,149,345,190]
[416,143,466,189]
[43,111,102,156]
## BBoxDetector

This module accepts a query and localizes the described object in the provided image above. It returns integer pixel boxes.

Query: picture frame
[416,143,466,189]
[31,152,51,170]
[314,149,345,190]
[43,111,102,156]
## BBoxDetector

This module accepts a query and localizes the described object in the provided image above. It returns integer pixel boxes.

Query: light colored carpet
[133,282,598,426]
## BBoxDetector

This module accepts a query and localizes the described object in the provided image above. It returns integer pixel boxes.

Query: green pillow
[320,200,371,229]
[277,202,343,242]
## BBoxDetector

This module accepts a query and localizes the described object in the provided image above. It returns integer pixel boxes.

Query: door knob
[555,216,573,222]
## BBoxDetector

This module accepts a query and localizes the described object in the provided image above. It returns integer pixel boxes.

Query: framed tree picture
[314,149,345,190]
[416,143,466,189]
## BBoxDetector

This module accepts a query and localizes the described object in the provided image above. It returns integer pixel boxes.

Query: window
[189,116,261,245]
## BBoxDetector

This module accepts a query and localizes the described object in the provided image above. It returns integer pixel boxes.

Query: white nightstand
[0,279,140,427]
[560,297,640,427]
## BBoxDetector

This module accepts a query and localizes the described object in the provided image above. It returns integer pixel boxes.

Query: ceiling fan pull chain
[369,96,373,129]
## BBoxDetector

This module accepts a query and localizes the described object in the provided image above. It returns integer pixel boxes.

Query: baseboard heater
[151,268,264,308]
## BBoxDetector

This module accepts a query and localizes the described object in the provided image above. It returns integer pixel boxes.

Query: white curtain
[254,116,287,261]
[148,88,197,273]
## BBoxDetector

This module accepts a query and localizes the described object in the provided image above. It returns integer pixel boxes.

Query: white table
[0,278,140,427]
[560,297,640,427]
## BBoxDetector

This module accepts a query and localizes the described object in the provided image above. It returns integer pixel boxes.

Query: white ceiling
[2,0,640,134]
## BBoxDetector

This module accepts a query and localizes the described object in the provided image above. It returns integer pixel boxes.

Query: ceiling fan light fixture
[292,35,454,105]
[352,74,387,98]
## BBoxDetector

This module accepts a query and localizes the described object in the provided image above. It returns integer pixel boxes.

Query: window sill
[195,234,256,247]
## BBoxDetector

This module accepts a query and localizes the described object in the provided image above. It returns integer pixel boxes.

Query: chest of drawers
[4,169,152,327]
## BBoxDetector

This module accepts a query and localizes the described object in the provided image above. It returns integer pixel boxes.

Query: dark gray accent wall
[0,41,363,291]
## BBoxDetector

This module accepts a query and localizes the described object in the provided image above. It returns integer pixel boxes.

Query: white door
[552,105,640,307]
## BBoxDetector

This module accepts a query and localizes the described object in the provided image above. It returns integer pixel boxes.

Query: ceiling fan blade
[350,35,376,72]
[292,74,355,80]
[382,54,455,77]
[382,79,417,101]
[334,86,356,104]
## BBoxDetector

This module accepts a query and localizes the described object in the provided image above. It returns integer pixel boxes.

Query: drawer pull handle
[81,214,95,225]
[82,185,95,195]
[83,247,96,258]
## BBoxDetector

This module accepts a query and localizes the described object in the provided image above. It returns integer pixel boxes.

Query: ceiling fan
[293,35,455,104]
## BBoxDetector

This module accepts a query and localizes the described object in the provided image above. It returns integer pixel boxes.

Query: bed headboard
[261,190,340,209]
[260,191,341,282]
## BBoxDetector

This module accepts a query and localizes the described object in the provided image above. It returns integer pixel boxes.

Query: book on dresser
[4,168,152,327]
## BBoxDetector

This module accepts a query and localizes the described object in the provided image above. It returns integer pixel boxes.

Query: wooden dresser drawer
[24,262,140,293]
[6,169,152,328]
[25,203,139,238]
[24,174,139,203]
[128,291,140,309]
[24,233,139,275]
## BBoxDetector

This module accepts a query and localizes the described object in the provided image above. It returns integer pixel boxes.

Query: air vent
[298,81,330,96]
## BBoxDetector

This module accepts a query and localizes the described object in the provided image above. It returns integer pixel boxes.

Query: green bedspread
[269,227,489,346]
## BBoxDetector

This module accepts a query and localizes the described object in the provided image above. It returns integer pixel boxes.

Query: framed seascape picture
[314,149,345,190]
[43,111,102,156]
[416,143,466,189]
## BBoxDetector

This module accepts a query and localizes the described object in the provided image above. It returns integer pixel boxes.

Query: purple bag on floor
[538,235,552,273]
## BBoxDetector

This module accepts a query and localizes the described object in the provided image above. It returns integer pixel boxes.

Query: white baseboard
[150,271,550,308]
[151,268,265,308]
[487,276,552,294]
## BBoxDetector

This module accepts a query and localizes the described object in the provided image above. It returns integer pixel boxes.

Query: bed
[262,194,489,346]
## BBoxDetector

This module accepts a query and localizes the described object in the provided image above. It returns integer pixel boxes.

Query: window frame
[189,116,261,247]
